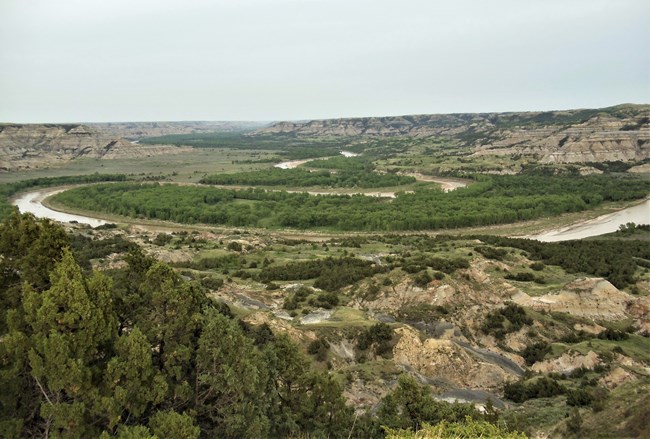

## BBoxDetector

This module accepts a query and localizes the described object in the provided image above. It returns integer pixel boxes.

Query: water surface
[12,189,106,227]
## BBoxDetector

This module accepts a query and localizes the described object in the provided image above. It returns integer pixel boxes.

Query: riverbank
[525,198,650,242]
[12,185,649,243]
[11,188,106,227]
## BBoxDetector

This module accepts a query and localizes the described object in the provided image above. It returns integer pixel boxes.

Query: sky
[1,0,649,123]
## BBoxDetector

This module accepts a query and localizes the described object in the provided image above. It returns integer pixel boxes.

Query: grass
[503,396,569,436]
[580,377,650,438]
[492,263,581,297]
[571,336,650,363]
[305,307,371,328]
[0,148,278,184]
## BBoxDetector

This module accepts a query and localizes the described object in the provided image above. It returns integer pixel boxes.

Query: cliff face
[0,124,189,171]
[256,105,650,163]
[471,113,650,163]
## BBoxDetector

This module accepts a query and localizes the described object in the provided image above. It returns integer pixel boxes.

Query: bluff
[0,123,189,171]
[256,104,650,163]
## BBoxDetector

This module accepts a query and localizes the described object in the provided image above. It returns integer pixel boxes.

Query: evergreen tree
[138,262,205,406]
[195,309,270,437]
[149,410,200,439]
[23,250,117,438]
[102,327,167,429]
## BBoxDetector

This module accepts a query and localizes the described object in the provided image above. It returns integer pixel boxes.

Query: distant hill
[0,121,268,172]
[255,104,650,164]
[0,123,190,171]
[90,121,268,140]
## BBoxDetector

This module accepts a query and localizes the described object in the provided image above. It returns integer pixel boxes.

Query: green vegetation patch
[479,235,650,288]
[139,132,354,159]
[259,256,386,291]
[200,167,416,188]
[52,174,650,232]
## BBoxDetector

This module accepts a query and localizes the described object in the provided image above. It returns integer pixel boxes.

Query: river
[273,151,360,169]
[11,188,106,227]
[525,199,650,242]
[11,187,649,241]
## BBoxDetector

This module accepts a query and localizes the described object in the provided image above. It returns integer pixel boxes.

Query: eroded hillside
[0,123,190,171]
[43,219,649,438]
[256,104,650,164]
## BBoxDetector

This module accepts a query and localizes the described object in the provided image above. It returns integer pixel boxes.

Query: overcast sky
[1,0,648,122]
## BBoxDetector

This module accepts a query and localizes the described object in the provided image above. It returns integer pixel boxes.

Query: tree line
[199,167,416,188]
[51,174,650,231]
[477,235,650,288]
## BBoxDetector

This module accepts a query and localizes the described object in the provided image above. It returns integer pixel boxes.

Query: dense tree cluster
[0,212,355,438]
[259,256,386,291]
[521,342,551,366]
[377,375,482,431]
[282,286,340,311]
[478,235,650,288]
[398,254,470,274]
[200,167,415,188]
[69,234,138,270]
[357,323,394,357]
[52,174,650,231]
[302,156,374,171]
[503,377,565,403]
[139,132,354,159]
[481,304,533,339]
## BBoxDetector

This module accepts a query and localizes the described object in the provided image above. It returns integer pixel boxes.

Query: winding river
[11,189,106,227]
[11,187,649,242]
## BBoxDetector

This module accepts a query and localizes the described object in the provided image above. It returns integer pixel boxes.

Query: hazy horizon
[2,0,649,123]
[2,101,649,125]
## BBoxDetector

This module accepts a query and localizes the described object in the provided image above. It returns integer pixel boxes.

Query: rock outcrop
[392,326,519,391]
[511,278,639,321]
[255,104,650,164]
[532,351,600,374]
[0,123,191,171]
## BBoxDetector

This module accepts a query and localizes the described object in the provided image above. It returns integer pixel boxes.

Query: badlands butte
[1,103,649,171]
[1,104,650,438]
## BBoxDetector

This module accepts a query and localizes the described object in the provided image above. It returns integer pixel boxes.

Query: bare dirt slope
[256,104,650,163]
[0,123,190,171]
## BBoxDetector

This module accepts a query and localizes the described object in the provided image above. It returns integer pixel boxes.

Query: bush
[505,272,535,282]
[307,337,330,362]
[504,377,565,403]
[413,271,433,287]
[521,341,550,366]
[598,328,629,341]
[200,276,224,290]
[153,233,173,246]
[475,246,508,261]
[357,323,394,357]
[227,241,242,252]
[481,304,532,339]
[566,388,593,407]
[530,261,545,271]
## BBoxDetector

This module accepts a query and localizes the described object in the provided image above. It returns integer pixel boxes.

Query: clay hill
[0,123,191,171]
[256,104,650,164]
[0,121,271,172]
